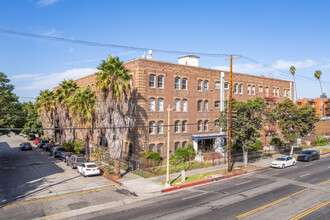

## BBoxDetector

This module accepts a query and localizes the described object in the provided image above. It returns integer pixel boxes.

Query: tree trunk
[114,159,121,177]
[85,137,90,162]
[242,143,248,168]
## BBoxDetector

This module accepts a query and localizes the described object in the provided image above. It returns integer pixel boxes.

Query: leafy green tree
[0,72,19,134]
[290,66,297,101]
[219,98,265,167]
[95,56,135,177]
[20,102,43,136]
[68,87,96,161]
[273,99,318,155]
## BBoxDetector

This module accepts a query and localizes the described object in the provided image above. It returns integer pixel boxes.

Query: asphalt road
[68,154,330,220]
[0,134,131,220]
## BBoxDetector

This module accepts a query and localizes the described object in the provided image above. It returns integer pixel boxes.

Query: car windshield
[87,164,97,168]
[77,158,86,162]
[302,151,312,154]
[276,158,286,161]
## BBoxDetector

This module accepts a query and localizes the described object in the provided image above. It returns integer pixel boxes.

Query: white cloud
[271,59,317,70]
[15,68,97,91]
[38,0,62,6]
[44,29,56,36]
[11,73,42,80]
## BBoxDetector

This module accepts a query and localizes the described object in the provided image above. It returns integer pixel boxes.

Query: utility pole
[165,105,174,188]
[225,55,241,172]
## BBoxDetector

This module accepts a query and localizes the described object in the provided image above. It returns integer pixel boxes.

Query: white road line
[299,173,311,178]
[235,180,253,186]
[182,192,208,200]
[272,173,280,176]
[303,164,312,167]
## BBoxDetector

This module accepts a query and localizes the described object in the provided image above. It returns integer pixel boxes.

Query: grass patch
[318,148,330,154]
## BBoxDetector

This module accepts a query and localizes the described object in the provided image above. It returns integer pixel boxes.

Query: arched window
[276,88,279,97]
[175,77,180,89]
[182,141,187,148]
[182,99,187,112]
[182,120,187,133]
[182,78,187,90]
[204,80,209,91]
[149,121,155,134]
[149,98,155,111]
[247,85,251,95]
[265,87,269,96]
[175,120,180,133]
[175,99,180,112]
[215,119,219,126]
[198,80,202,91]
[234,83,238,94]
[215,100,220,108]
[239,84,243,94]
[204,120,208,131]
[157,121,163,134]
[158,98,164,111]
[197,100,202,112]
[175,142,180,150]
[224,82,229,89]
[198,120,202,131]
[149,75,155,88]
[252,85,255,95]
[215,81,220,89]
[157,143,163,155]
[149,144,155,151]
[204,100,208,112]
[158,75,164,88]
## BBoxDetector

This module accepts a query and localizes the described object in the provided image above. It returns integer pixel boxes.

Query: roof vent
[178,55,200,67]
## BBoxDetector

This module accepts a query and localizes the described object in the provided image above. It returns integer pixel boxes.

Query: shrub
[175,148,189,161]
[63,142,74,152]
[254,139,263,151]
[186,143,197,159]
[62,141,84,154]
[316,136,328,146]
[142,151,160,161]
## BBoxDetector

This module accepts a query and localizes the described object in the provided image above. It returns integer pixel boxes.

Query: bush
[62,141,84,154]
[187,143,197,159]
[270,137,284,150]
[316,136,328,146]
[142,151,160,161]
[254,139,263,151]
[175,148,189,161]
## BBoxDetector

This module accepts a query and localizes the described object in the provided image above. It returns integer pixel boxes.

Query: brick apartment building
[296,97,330,118]
[62,55,293,157]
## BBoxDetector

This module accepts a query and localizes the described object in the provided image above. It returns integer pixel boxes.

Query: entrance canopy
[191,134,227,140]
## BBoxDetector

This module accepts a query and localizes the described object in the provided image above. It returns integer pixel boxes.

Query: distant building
[55,55,293,157]
[296,97,330,118]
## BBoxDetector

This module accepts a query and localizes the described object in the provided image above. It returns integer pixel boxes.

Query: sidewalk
[117,145,330,195]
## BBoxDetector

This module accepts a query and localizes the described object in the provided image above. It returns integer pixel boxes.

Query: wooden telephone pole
[225,55,241,172]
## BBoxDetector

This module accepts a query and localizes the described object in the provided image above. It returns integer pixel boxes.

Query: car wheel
[317,156,320,160]
[83,172,86,177]
[308,157,311,162]
[71,164,74,169]
[293,161,296,166]
[282,164,285,169]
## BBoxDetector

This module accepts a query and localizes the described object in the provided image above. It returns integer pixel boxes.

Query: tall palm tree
[68,87,96,161]
[36,89,56,141]
[55,79,78,142]
[95,56,135,177]
[290,66,297,101]
[314,70,324,95]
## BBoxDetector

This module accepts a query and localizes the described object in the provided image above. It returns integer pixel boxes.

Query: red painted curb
[103,175,123,186]
[320,151,330,156]
[161,171,247,193]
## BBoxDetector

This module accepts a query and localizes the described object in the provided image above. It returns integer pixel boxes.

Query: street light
[165,105,174,188]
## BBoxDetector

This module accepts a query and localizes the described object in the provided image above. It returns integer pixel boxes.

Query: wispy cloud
[44,29,56,36]
[37,0,62,6]
[271,59,317,69]
[15,68,97,91]
[11,73,42,80]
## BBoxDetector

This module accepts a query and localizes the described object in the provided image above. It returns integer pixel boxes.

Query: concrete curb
[161,171,247,193]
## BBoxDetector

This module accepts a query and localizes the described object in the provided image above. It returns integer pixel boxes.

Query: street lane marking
[236,188,310,219]
[317,179,330,185]
[290,202,330,220]
[272,173,279,176]
[2,185,115,209]
[303,164,312,167]
[235,180,253,186]
[182,192,208,200]
[299,173,310,178]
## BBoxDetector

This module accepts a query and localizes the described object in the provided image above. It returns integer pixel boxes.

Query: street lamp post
[165,105,174,188]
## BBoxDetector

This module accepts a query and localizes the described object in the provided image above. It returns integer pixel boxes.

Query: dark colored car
[38,140,49,148]
[50,147,66,158]
[27,135,36,140]
[19,142,32,151]
[297,150,320,162]
[43,143,54,151]
[59,152,73,162]
[66,154,87,169]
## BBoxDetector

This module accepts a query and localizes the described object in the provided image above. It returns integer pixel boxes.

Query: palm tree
[314,70,324,96]
[35,89,56,141]
[95,56,135,177]
[68,87,96,161]
[290,66,297,101]
[55,79,78,143]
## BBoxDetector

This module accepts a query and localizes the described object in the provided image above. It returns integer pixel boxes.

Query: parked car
[34,138,42,145]
[297,150,320,162]
[77,162,100,177]
[43,143,54,151]
[19,142,32,151]
[59,152,73,162]
[37,140,49,148]
[270,156,296,168]
[22,134,28,138]
[27,135,36,140]
[50,147,66,158]
[67,155,87,169]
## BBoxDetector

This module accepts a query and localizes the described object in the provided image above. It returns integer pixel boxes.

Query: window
[198,80,202,91]
[198,120,202,131]
[215,100,220,108]
[149,75,155,88]
[91,84,94,91]
[157,144,163,154]
[215,119,219,126]
[284,89,287,97]
[175,99,180,112]
[158,75,164,88]
[320,108,323,112]
[247,85,251,95]
[158,121,163,134]
[224,82,229,89]
[149,144,155,151]
[265,87,269,96]
[175,77,180,89]
[234,83,238,94]
[182,99,187,112]
[276,88,279,97]
[215,81,220,89]
[175,120,180,133]
[287,89,290,97]
[175,142,180,150]
[259,86,263,93]
[149,121,155,134]
[129,76,133,88]
[197,100,202,112]
[182,141,187,148]
[239,84,243,94]
[182,120,187,133]
[320,103,323,106]
[252,85,255,95]
[158,98,164,111]
[149,98,155,111]
[182,78,187,90]
[273,88,276,97]
[204,120,208,131]
[204,80,209,91]
[204,100,208,112]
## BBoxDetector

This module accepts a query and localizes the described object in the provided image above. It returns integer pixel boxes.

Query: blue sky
[1,0,329,101]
